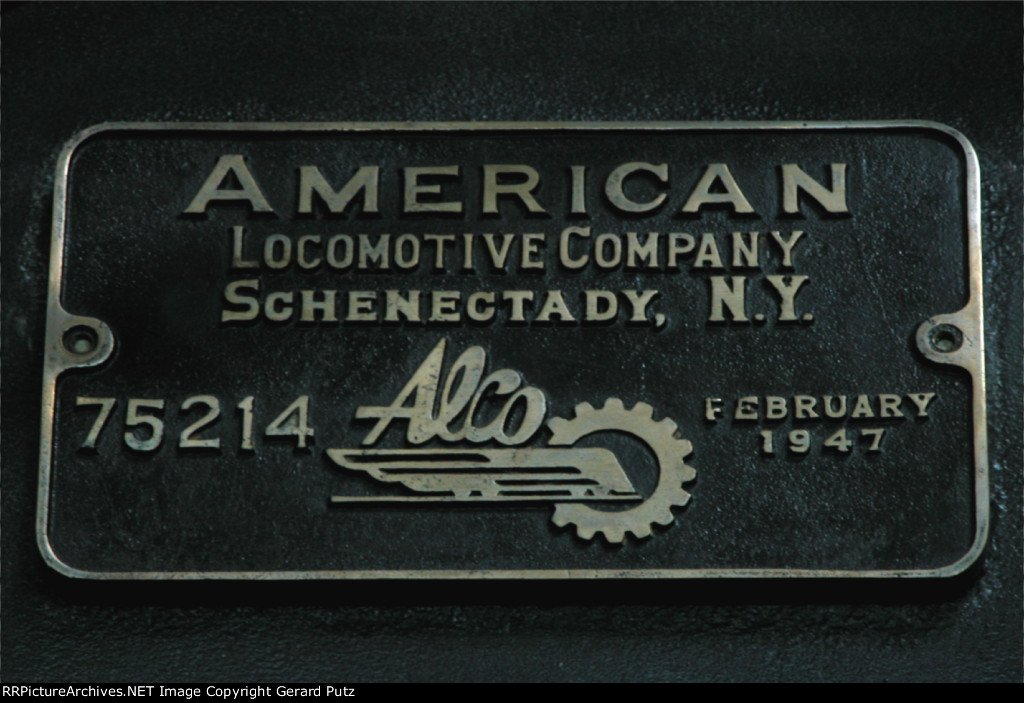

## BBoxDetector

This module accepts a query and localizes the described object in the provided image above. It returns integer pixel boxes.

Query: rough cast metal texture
[38,122,985,579]
[2,1,1021,682]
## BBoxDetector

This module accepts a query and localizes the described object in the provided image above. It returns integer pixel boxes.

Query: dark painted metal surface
[3,1,1021,681]
[45,125,979,577]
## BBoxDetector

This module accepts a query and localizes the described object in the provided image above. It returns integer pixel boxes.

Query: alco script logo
[327,340,696,543]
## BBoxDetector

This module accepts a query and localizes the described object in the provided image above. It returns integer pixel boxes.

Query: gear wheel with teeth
[546,398,696,543]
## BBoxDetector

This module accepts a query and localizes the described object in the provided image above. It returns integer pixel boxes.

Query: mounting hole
[928,323,963,353]
[63,325,99,356]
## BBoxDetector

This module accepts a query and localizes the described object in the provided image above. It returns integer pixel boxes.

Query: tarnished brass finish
[37,121,986,579]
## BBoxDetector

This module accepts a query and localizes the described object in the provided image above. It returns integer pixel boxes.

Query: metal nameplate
[38,122,987,579]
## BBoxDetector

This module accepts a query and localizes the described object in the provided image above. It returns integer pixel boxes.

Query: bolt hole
[929,324,963,353]
[63,325,98,355]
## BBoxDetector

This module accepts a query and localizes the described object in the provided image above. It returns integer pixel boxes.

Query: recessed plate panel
[38,122,987,579]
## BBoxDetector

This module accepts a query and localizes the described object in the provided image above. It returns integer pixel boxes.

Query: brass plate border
[37,121,988,580]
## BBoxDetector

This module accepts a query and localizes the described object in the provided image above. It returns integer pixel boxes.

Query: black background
[3,1,1021,682]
